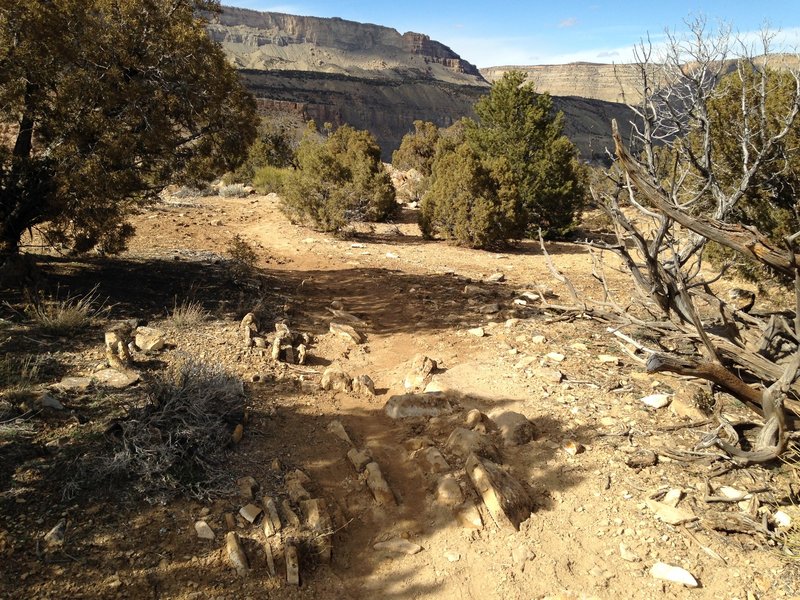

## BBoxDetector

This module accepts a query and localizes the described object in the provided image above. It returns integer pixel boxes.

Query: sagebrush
[70,357,245,502]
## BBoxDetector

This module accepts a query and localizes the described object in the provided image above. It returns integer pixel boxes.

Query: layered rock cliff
[209,7,484,84]
[481,63,646,104]
[213,6,632,162]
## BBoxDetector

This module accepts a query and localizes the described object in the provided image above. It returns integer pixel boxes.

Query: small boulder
[194,521,215,540]
[347,447,373,472]
[135,326,166,352]
[489,411,534,446]
[436,475,464,506]
[330,321,363,344]
[92,368,139,389]
[403,354,437,393]
[373,538,422,555]
[351,374,376,397]
[446,428,501,462]
[321,365,352,392]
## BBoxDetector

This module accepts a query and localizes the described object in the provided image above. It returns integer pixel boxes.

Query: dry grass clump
[0,353,48,405]
[25,284,107,335]
[70,356,245,502]
[168,298,208,329]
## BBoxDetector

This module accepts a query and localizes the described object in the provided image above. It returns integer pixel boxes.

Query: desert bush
[252,165,290,195]
[25,284,107,335]
[420,144,519,248]
[697,68,800,284]
[170,185,216,199]
[71,357,245,502]
[281,123,397,232]
[225,120,296,185]
[392,120,440,176]
[218,183,251,198]
[0,354,48,405]
[0,0,256,261]
[168,299,208,329]
[420,72,586,247]
[226,234,259,280]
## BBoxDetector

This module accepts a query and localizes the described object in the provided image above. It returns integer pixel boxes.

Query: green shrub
[420,144,519,248]
[281,123,397,232]
[252,165,289,195]
[392,120,440,176]
[419,72,585,247]
[226,234,258,280]
[224,120,296,185]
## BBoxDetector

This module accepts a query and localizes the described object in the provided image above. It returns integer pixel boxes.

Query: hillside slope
[213,6,632,161]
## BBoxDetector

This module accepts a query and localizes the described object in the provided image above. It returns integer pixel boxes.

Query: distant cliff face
[213,6,632,162]
[210,7,484,83]
[481,63,647,104]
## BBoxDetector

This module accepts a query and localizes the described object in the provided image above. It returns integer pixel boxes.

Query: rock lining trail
[4,192,797,599]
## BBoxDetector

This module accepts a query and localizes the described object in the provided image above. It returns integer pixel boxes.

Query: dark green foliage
[225,120,296,185]
[420,144,518,249]
[420,72,586,248]
[468,71,586,239]
[0,0,257,259]
[392,120,440,176]
[281,123,396,232]
[701,67,800,282]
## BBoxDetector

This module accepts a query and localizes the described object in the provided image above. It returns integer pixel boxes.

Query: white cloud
[559,17,577,29]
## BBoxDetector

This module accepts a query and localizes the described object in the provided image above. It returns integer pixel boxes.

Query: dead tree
[548,19,800,464]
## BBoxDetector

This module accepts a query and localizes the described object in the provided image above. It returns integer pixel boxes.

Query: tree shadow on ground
[0,375,591,600]
[3,253,549,339]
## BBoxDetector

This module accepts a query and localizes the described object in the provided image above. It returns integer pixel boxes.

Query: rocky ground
[2,192,800,599]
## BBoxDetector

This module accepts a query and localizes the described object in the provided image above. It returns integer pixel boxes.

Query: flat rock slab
[384,393,456,419]
[285,545,300,586]
[465,453,533,531]
[51,376,92,393]
[301,498,332,563]
[330,321,363,344]
[645,499,697,525]
[194,520,215,540]
[373,538,422,555]
[240,503,263,523]
[262,497,282,536]
[92,369,140,388]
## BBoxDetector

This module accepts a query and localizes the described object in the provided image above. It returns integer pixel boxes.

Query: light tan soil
[1,193,799,599]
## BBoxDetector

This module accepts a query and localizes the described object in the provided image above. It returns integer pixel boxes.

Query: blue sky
[228,1,800,68]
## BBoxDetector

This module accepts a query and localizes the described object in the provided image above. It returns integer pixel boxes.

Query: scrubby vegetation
[700,68,800,284]
[419,71,586,248]
[0,0,257,264]
[70,357,245,503]
[281,123,397,232]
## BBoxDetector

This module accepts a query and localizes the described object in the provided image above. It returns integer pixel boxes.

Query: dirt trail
[4,193,798,600]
